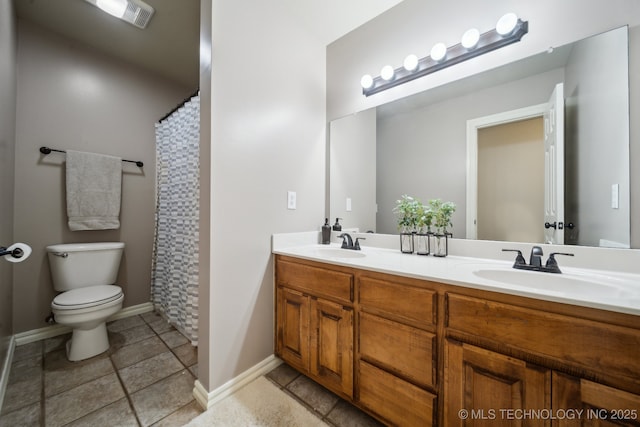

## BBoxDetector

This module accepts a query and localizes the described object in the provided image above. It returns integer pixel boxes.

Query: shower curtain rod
[158,89,200,123]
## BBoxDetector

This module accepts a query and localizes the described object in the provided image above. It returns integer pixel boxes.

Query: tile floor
[1,312,383,427]
[0,312,201,427]
[265,363,385,427]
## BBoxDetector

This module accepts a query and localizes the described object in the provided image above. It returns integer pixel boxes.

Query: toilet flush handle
[52,252,68,258]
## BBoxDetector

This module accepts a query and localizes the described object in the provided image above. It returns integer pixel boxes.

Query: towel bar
[39,146,144,167]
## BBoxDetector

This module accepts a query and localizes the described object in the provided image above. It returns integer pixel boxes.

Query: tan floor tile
[0,401,40,427]
[12,341,42,363]
[327,399,385,427]
[111,324,156,348]
[150,401,203,427]
[44,354,114,397]
[44,372,125,427]
[43,334,70,354]
[158,330,188,349]
[119,351,184,394]
[111,336,168,370]
[107,315,145,333]
[130,369,195,426]
[8,355,42,386]
[173,342,197,367]
[2,371,42,414]
[266,362,300,387]
[287,375,339,416]
[65,398,138,427]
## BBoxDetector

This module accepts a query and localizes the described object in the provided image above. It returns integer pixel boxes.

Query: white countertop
[273,232,640,317]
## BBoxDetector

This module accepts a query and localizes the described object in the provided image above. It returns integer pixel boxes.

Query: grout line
[108,316,144,427]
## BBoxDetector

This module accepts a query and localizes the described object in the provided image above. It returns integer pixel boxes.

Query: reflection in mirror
[329,26,631,248]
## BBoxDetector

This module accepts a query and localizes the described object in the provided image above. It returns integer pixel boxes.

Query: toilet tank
[46,242,125,291]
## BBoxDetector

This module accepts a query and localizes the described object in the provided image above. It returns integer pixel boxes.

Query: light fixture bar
[362,19,528,97]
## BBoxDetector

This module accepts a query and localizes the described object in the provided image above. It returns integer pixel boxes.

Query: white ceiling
[15,0,403,90]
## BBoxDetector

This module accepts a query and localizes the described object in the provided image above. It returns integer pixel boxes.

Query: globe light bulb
[461,28,480,49]
[380,65,395,81]
[430,43,447,62]
[496,13,518,36]
[360,74,374,89]
[403,54,419,72]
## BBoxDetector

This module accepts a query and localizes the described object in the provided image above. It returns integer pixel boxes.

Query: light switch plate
[346,197,352,212]
[611,184,619,209]
[287,191,297,210]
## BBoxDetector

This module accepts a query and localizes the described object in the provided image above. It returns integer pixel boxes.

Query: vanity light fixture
[84,0,155,29]
[360,13,528,96]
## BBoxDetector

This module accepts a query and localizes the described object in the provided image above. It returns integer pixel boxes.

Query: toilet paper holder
[0,245,25,259]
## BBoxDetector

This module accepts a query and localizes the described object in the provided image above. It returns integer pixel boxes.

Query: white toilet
[46,242,125,361]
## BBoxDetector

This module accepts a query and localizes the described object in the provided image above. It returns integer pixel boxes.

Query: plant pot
[400,232,414,254]
[432,233,450,257]
[415,232,431,255]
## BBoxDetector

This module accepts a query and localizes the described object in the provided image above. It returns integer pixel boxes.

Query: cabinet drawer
[446,293,640,379]
[277,259,353,303]
[359,360,436,427]
[359,312,436,388]
[359,275,436,327]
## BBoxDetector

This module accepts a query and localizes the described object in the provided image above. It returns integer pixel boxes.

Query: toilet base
[66,322,110,361]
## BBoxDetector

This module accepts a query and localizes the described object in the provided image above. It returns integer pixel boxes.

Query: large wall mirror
[329,26,631,249]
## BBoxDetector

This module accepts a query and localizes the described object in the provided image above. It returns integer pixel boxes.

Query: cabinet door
[276,287,310,372]
[310,298,354,398]
[445,340,551,427]
[552,372,640,427]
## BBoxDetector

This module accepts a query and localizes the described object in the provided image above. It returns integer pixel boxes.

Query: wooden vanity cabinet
[275,255,640,427]
[275,257,354,398]
[357,274,439,426]
[444,339,551,427]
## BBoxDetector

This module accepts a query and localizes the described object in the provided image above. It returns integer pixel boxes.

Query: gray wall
[12,20,192,333]
[329,108,377,232]
[564,27,630,247]
[376,68,564,236]
[0,0,16,382]
[199,0,326,391]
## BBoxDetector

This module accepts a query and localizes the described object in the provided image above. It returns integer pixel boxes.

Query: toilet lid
[52,285,123,310]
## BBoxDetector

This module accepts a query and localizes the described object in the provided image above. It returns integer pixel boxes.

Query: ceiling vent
[85,0,155,29]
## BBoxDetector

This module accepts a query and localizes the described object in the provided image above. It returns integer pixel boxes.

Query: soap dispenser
[332,218,342,231]
[322,218,331,244]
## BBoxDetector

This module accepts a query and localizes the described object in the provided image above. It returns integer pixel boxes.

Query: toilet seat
[52,285,123,310]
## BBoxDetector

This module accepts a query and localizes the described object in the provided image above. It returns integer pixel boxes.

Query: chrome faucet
[503,247,574,274]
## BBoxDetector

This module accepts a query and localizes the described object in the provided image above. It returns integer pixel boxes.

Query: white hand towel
[66,150,122,231]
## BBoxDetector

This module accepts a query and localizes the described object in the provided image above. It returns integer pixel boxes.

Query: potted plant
[393,194,420,253]
[430,199,456,257]
[415,203,433,255]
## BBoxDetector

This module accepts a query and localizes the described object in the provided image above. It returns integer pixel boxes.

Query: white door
[543,83,565,244]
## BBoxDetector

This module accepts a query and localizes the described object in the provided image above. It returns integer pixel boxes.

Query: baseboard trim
[14,302,155,346]
[193,355,283,410]
[108,302,154,321]
[0,335,16,412]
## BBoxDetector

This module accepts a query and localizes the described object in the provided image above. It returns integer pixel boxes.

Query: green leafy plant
[393,194,420,232]
[430,199,456,235]
[415,203,434,234]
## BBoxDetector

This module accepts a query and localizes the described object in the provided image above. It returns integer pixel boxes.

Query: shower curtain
[151,93,200,344]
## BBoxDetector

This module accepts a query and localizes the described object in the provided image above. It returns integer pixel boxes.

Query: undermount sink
[472,268,637,298]
[310,248,366,259]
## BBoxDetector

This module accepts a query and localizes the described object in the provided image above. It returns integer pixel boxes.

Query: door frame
[466,103,547,239]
